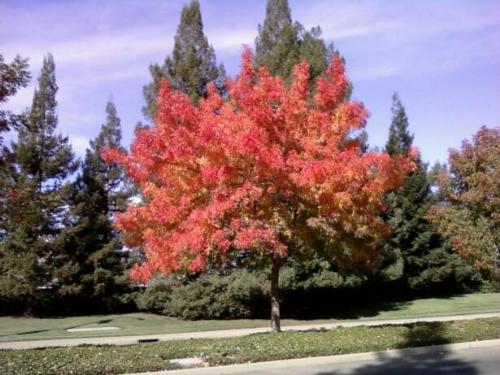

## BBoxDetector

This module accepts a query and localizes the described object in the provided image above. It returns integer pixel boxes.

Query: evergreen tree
[255,0,332,81]
[385,93,413,156]
[0,55,31,137]
[0,55,31,236]
[61,101,134,312]
[377,93,479,293]
[143,0,225,120]
[0,56,31,314]
[0,54,78,313]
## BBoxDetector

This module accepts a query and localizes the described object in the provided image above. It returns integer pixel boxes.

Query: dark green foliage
[135,276,175,313]
[255,0,332,81]
[385,93,414,156]
[0,55,30,250]
[279,254,373,318]
[0,55,31,136]
[0,55,78,313]
[60,101,136,313]
[280,254,367,292]
[378,93,480,293]
[143,0,225,120]
[140,270,269,319]
[0,54,30,240]
[137,258,372,319]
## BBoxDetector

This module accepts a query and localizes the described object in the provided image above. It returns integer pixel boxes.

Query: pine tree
[1,55,31,137]
[143,0,225,120]
[61,101,134,312]
[0,55,31,237]
[385,93,413,156]
[255,0,299,78]
[0,56,31,315]
[0,54,78,313]
[378,93,479,293]
[255,0,332,81]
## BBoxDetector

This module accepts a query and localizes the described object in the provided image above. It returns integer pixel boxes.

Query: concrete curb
[1,312,500,350]
[126,339,500,375]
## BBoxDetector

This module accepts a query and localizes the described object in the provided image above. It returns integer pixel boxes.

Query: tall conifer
[0,55,30,236]
[143,0,225,120]
[255,0,332,81]
[0,55,77,312]
[0,55,31,314]
[379,93,479,292]
[61,101,134,312]
[0,55,31,137]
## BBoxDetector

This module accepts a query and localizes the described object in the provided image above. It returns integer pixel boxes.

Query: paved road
[129,339,500,375]
[1,312,500,349]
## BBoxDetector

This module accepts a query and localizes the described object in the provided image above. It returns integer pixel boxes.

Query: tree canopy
[429,126,499,278]
[255,0,332,81]
[143,0,225,120]
[105,49,415,331]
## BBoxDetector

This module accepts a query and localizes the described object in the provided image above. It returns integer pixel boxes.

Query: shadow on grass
[1,318,119,338]
[97,319,113,324]
[281,287,471,320]
[316,322,478,375]
[0,314,150,339]
[281,289,414,320]
[16,329,50,335]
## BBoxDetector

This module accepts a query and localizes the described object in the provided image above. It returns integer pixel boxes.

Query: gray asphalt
[130,340,500,375]
[2,312,500,350]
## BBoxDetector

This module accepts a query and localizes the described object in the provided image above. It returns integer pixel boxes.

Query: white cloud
[69,135,90,157]
[2,28,172,70]
[351,64,399,80]
[293,0,500,79]
[3,84,35,113]
[209,30,256,50]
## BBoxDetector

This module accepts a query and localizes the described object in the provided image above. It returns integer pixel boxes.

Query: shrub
[165,270,269,319]
[135,276,178,313]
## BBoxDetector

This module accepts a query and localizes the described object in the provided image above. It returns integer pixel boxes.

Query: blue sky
[2,0,499,165]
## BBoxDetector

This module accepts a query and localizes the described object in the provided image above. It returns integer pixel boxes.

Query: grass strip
[1,317,499,375]
[2,293,500,343]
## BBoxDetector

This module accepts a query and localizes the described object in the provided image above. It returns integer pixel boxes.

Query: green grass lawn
[0,292,499,342]
[2,318,500,375]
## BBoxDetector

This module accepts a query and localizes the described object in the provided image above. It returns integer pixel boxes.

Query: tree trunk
[270,257,282,333]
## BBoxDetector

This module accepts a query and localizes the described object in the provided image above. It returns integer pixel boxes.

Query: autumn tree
[378,94,478,291]
[105,49,414,332]
[428,126,499,279]
[143,0,225,120]
[254,0,367,301]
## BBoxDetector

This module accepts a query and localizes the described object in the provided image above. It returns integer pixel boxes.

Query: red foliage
[103,48,415,284]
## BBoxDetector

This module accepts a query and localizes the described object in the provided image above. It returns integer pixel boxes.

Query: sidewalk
[126,339,500,375]
[1,312,500,350]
